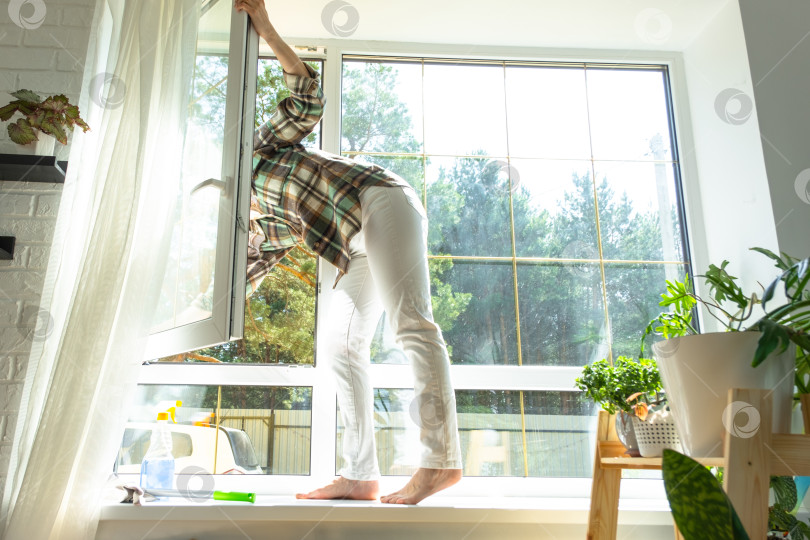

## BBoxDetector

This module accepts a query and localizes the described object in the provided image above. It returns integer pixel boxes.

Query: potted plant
[641,247,810,457]
[0,89,90,155]
[575,356,662,456]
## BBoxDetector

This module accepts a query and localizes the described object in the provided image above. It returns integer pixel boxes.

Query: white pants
[319,184,463,480]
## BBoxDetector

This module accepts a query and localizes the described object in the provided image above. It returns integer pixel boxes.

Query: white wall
[738,0,810,258]
[0,0,91,508]
[679,0,782,328]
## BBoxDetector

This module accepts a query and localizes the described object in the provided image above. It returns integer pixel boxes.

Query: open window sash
[143,6,257,359]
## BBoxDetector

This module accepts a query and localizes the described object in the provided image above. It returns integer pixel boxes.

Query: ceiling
[200,0,733,52]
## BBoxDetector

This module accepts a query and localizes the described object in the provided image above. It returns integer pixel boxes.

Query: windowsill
[97,495,677,540]
[100,494,672,519]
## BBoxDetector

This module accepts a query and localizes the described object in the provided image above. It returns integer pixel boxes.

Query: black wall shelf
[0,154,68,183]
[0,236,14,260]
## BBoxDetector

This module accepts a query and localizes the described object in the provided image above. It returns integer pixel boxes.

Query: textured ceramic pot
[653,332,794,457]
[615,411,640,457]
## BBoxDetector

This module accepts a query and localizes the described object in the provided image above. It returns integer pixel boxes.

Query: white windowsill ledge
[97,496,678,540]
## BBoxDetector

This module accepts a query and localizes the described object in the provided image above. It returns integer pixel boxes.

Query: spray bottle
[140,402,182,495]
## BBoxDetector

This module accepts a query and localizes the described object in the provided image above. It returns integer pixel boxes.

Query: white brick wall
[0,181,63,505]
[1,0,92,512]
[1,0,94,162]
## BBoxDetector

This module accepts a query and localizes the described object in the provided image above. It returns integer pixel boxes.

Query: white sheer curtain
[1,1,200,538]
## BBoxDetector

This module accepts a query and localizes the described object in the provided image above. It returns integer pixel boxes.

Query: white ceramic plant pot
[22,133,56,156]
[652,332,794,458]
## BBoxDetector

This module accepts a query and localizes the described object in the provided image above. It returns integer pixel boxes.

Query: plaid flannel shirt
[246,63,409,295]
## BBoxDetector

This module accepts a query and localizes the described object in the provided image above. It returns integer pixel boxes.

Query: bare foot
[295,476,379,500]
[380,468,462,505]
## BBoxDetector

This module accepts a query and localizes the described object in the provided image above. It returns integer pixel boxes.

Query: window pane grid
[340,55,690,478]
[340,55,690,362]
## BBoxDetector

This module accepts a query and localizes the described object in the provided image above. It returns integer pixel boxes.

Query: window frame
[143,11,256,358]
[133,37,699,500]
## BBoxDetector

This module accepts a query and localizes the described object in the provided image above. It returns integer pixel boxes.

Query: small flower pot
[632,409,682,457]
[615,411,641,457]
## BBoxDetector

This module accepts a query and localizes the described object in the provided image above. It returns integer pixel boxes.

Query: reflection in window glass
[337,389,596,477]
[509,159,598,259]
[119,384,312,475]
[426,156,513,258]
[586,68,673,161]
[605,263,687,359]
[505,66,591,160]
[593,160,684,262]
[517,262,607,367]
[342,60,423,154]
[423,63,507,156]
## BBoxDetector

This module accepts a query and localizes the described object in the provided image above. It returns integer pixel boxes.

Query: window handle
[190,177,227,195]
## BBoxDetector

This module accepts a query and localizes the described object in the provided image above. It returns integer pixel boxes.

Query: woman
[234,0,462,504]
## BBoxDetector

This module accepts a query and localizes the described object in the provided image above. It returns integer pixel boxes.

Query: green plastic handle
[213,490,256,503]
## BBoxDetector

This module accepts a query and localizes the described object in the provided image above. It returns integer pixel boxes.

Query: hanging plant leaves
[8,117,37,145]
[10,89,42,103]
[662,450,750,540]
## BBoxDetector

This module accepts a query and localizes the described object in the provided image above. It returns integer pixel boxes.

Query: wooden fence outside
[192,408,595,477]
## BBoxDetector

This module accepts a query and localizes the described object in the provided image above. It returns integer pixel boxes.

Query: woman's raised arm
[234,0,309,78]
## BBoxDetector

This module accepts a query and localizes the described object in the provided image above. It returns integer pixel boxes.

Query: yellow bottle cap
[157,412,169,421]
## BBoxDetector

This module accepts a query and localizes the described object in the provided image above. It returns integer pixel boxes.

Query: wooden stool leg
[587,465,621,539]
[588,412,621,540]
[723,388,771,540]
[673,521,685,540]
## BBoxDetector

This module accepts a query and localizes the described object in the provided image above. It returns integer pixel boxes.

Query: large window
[121,51,689,489]
[341,57,687,478]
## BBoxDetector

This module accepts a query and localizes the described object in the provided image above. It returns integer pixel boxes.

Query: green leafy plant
[0,89,90,145]
[662,449,750,540]
[704,469,810,539]
[574,356,662,415]
[641,248,810,371]
[769,476,810,539]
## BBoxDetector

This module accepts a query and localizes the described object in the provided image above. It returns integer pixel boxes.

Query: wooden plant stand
[586,388,810,539]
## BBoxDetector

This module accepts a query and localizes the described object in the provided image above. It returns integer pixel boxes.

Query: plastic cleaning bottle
[139,411,175,495]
